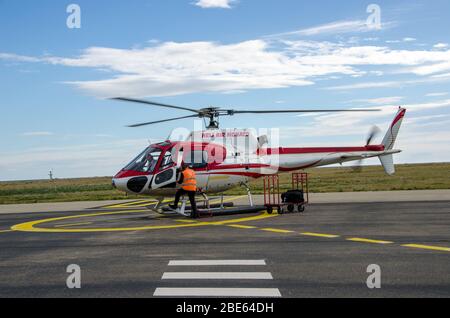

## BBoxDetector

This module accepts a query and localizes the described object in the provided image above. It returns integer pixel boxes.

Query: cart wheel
[287,204,295,213]
[267,207,273,214]
[298,205,305,213]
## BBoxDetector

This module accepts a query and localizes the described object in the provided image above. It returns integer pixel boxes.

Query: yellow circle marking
[11,209,277,233]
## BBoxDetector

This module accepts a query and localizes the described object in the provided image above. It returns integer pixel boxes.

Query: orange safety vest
[182,168,197,191]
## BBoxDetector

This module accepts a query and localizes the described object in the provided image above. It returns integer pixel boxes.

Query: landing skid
[146,192,264,217]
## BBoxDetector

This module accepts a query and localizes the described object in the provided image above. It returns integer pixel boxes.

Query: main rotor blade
[231,109,380,114]
[127,115,199,128]
[112,97,201,114]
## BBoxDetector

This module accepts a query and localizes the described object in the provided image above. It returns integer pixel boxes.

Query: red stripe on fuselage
[206,160,323,178]
[258,145,384,156]
[114,170,150,179]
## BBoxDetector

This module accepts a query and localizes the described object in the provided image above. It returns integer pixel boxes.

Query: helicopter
[111,97,405,207]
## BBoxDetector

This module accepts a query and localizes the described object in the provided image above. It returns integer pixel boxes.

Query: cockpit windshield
[124,147,162,173]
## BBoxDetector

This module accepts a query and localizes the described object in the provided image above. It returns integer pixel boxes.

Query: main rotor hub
[199,107,228,129]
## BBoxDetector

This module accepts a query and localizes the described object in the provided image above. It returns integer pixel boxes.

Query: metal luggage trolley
[263,172,309,215]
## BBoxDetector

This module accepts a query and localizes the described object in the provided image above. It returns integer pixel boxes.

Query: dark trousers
[173,189,198,218]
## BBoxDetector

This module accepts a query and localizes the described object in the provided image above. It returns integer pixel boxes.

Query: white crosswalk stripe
[154,259,281,298]
[154,288,281,297]
[162,272,273,280]
[168,260,266,266]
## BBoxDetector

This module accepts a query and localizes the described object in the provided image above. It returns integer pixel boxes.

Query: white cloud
[0,53,40,62]
[326,80,402,90]
[268,19,397,38]
[409,61,450,76]
[283,99,450,142]
[363,37,379,42]
[386,38,417,44]
[21,132,54,137]
[349,96,404,105]
[327,74,450,90]
[434,43,449,49]
[431,72,450,79]
[290,20,369,36]
[396,130,450,164]
[404,114,450,125]
[426,92,448,97]
[194,0,235,9]
[2,36,450,97]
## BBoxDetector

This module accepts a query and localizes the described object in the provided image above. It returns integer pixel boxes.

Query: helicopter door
[150,151,178,189]
[151,167,177,189]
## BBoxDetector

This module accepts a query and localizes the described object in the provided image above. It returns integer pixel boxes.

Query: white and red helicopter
[111,98,406,208]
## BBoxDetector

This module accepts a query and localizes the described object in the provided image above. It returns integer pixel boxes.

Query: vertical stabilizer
[379,107,406,176]
[382,107,406,150]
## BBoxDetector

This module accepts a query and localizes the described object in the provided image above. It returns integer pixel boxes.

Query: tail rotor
[351,125,381,172]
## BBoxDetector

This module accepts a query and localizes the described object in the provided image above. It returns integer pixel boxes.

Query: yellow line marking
[174,219,198,224]
[106,199,165,209]
[260,228,294,234]
[119,199,153,205]
[105,195,243,209]
[11,209,210,233]
[104,200,151,209]
[209,212,276,225]
[227,224,258,229]
[347,238,393,245]
[402,244,450,252]
[132,200,172,208]
[0,230,14,233]
[301,232,340,238]
[11,196,275,233]
[55,222,93,228]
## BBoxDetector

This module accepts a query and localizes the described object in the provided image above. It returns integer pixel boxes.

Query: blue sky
[1,0,450,180]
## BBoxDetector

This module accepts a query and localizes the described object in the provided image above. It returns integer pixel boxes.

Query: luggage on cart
[263,173,309,215]
[281,190,305,204]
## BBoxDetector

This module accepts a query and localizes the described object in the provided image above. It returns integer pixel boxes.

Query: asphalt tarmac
[0,197,449,298]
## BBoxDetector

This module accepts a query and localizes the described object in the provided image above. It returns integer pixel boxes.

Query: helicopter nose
[112,177,128,192]
[112,172,151,194]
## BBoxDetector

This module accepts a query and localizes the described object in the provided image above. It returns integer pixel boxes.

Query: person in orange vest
[169,163,198,218]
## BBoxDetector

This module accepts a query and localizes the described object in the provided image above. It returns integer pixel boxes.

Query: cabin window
[184,150,208,168]
[124,147,161,173]
[160,151,174,169]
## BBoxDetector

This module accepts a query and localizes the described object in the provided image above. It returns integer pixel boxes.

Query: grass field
[0,163,449,205]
